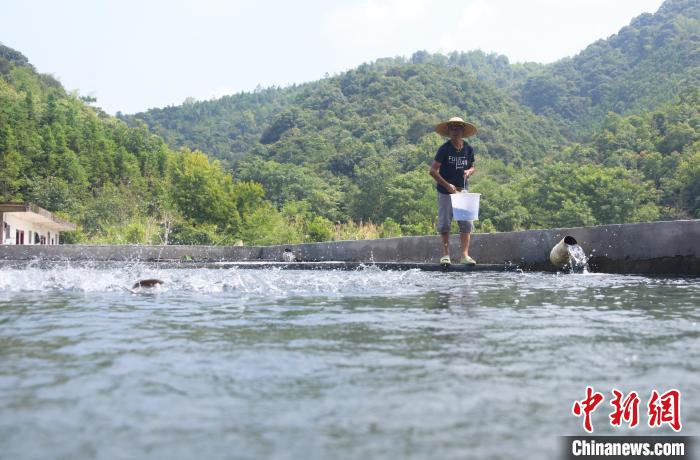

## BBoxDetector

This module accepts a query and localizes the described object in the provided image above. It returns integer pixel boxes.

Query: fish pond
[0,264,698,459]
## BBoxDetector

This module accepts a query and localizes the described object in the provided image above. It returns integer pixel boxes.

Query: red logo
[572,386,605,433]
[648,389,682,432]
[572,387,682,433]
[609,389,640,428]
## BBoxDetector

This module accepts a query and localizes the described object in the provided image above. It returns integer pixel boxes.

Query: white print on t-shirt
[448,156,468,168]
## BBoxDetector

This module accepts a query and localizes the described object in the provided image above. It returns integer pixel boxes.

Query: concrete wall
[0,244,261,262]
[257,220,700,275]
[1,220,699,275]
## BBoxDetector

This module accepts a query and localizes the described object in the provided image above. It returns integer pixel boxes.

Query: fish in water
[132,279,164,289]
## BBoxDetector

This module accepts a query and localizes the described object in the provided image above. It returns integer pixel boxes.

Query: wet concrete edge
[0,220,698,276]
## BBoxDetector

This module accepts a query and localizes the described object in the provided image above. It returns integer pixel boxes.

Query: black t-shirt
[434,140,475,194]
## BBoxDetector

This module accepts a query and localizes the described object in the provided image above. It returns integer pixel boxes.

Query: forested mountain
[0,44,278,245]
[519,0,700,136]
[132,0,699,153]
[1,0,698,246]
[125,0,698,233]
[132,57,560,168]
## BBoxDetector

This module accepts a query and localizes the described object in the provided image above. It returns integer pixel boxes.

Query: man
[428,116,477,266]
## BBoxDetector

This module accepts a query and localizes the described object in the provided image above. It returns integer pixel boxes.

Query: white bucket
[450,192,480,221]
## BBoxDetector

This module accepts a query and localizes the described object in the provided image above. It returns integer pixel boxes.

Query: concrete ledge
[1,220,699,275]
[0,260,510,272]
[180,261,509,272]
[257,220,700,275]
[0,244,261,262]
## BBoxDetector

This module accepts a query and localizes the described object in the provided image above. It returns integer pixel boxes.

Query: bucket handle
[463,174,468,192]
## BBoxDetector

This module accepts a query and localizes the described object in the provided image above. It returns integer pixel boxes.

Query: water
[566,244,589,274]
[1,263,698,459]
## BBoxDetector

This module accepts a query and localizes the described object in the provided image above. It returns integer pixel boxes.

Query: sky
[1,0,665,115]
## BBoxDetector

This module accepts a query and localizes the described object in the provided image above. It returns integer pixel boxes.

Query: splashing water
[567,243,589,274]
[0,262,432,297]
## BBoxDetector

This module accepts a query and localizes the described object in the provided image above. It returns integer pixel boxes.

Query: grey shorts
[437,191,473,234]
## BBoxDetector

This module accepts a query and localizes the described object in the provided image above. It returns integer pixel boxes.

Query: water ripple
[1,266,698,459]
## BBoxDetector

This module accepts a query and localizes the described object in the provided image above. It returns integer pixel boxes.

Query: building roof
[0,202,77,231]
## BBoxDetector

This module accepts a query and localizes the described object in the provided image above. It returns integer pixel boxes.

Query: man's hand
[446,184,457,194]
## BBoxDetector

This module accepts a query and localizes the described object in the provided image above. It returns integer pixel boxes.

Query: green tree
[675,150,700,217]
[169,149,240,231]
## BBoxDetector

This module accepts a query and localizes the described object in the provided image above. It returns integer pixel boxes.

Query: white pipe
[549,236,578,268]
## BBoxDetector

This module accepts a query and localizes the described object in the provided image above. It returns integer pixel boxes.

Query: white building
[1,203,76,245]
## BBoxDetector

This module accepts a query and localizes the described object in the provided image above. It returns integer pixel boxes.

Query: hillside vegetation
[0,45,299,244]
[129,0,700,234]
[1,0,698,245]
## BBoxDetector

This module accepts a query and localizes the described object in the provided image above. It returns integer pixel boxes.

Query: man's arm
[429,161,457,193]
[464,146,476,179]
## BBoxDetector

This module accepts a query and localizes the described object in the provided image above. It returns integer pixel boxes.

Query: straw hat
[435,116,477,138]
